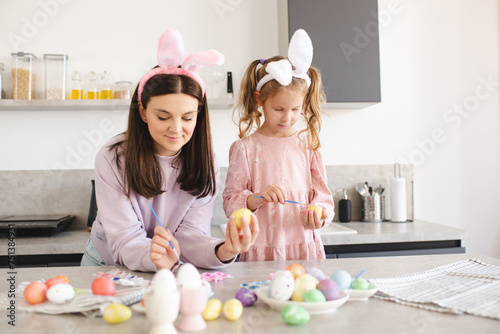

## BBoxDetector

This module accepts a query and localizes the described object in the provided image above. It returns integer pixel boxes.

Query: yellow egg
[307,205,323,219]
[223,298,243,321]
[202,298,222,321]
[103,304,132,324]
[291,274,319,302]
[230,208,253,228]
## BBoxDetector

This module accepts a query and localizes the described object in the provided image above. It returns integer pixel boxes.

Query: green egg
[351,278,370,290]
[303,289,326,302]
[281,304,310,325]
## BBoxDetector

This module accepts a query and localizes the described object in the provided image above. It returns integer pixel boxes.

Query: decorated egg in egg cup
[145,269,180,334]
[176,263,211,332]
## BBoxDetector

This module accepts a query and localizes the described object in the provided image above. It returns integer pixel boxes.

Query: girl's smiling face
[255,89,304,137]
[139,93,198,156]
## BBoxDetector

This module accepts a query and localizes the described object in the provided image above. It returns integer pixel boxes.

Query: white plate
[344,283,378,301]
[256,284,349,314]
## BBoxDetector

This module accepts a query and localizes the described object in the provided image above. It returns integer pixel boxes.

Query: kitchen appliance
[0,214,75,236]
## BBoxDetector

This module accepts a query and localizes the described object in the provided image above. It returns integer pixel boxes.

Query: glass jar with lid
[0,62,5,99]
[100,70,112,99]
[71,71,83,99]
[11,52,38,99]
[44,54,68,100]
[87,71,99,99]
[113,80,133,99]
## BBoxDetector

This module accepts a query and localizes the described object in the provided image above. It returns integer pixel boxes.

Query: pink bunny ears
[138,29,225,102]
[256,29,313,91]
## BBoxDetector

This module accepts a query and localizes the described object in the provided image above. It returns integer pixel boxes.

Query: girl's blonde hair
[234,56,326,150]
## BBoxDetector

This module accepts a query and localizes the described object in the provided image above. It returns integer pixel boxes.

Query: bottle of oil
[71,71,83,99]
[87,71,99,99]
[100,70,112,99]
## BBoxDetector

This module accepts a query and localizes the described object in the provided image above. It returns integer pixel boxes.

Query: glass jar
[71,71,83,99]
[44,54,68,100]
[87,70,99,99]
[114,80,133,99]
[0,62,5,99]
[11,52,37,99]
[100,70,112,99]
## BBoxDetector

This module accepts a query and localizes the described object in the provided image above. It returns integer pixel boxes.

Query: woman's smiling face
[139,93,199,156]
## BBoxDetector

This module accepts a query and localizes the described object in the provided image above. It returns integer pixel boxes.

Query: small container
[44,54,68,100]
[0,62,5,99]
[113,80,133,99]
[100,70,112,99]
[87,71,99,99]
[71,71,83,99]
[361,193,383,222]
[11,52,38,99]
[337,189,351,223]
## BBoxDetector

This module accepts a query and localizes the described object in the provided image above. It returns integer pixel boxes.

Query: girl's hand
[150,226,181,270]
[303,204,325,230]
[247,184,286,211]
[216,215,259,262]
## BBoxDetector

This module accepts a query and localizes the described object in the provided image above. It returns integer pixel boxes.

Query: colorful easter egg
[223,298,243,321]
[303,289,326,303]
[291,274,318,302]
[269,270,295,301]
[24,281,47,305]
[286,263,305,280]
[281,304,310,325]
[351,278,370,290]
[230,208,253,228]
[103,304,132,324]
[330,270,352,290]
[317,278,340,301]
[46,284,74,304]
[305,267,325,281]
[235,288,257,307]
[202,298,222,321]
[91,276,115,296]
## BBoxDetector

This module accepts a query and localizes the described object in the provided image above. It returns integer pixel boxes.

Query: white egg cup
[145,290,180,334]
[177,281,210,332]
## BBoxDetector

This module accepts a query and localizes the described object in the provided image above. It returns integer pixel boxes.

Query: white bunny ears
[138,29,224,101]
[256,29,313,91]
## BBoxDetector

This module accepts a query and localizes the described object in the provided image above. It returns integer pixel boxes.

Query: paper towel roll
[390,178,407,222]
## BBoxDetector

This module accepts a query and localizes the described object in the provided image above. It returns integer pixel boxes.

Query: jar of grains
[44,54,68,100]
[11,52,38,99]
[113,81,133,99]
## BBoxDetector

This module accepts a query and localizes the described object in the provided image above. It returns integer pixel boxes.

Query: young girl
[81,29,259,272]
[223,29,334,262]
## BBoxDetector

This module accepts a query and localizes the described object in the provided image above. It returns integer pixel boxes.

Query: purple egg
[235,288,258,307]
[305,267,325,281]
[317,279,340,301]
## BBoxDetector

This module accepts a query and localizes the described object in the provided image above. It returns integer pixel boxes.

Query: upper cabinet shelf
[0,99,234,111]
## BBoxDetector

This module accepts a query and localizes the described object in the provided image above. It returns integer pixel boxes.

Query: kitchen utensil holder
[361,194,384,222]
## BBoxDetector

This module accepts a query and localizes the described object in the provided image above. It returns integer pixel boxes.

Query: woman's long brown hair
[110,74,216,199]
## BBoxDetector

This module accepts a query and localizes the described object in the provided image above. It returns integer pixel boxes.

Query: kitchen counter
[1,253,498,333]
[0,220,467,267]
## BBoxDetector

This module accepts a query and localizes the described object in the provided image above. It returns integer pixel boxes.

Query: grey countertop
[1,253,498,333]
[0,220,466,256]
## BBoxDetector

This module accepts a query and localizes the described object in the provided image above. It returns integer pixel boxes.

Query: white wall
[0,0,499,258]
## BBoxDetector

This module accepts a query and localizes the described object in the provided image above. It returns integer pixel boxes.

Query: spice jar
[114,80,133,99]
[71,71,83,99]
[87,71,99,99]
[44,54,68,100]
[11,52,37,99]
[0,62,5,99]
[100,70,112,99]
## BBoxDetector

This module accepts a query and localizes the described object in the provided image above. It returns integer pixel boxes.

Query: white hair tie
[256,29,313,92]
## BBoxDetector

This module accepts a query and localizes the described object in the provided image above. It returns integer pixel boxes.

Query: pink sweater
[223,131,334,261]
[91,134,229,272]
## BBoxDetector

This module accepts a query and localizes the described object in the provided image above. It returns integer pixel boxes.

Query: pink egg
[317,279,340,301]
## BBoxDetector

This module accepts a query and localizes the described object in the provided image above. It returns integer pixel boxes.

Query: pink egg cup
[177,281,210,332]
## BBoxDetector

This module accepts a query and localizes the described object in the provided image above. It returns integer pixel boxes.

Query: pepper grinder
[337,189,351,223]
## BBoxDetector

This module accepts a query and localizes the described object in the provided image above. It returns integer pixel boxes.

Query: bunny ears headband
[256,29,313,92]
[138,29,225,102]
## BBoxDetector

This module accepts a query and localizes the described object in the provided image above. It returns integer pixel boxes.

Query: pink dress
[223,131,335,261]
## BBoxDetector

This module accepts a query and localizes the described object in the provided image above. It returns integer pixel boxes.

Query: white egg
[269,270,295,301]
[176,263,202,290]
[151,268,177,295]
[46,283,75,304]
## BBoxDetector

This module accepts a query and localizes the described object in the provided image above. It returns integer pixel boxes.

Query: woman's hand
[216,215,259,262]
[302,204,325,230]
[150,226,181,270]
